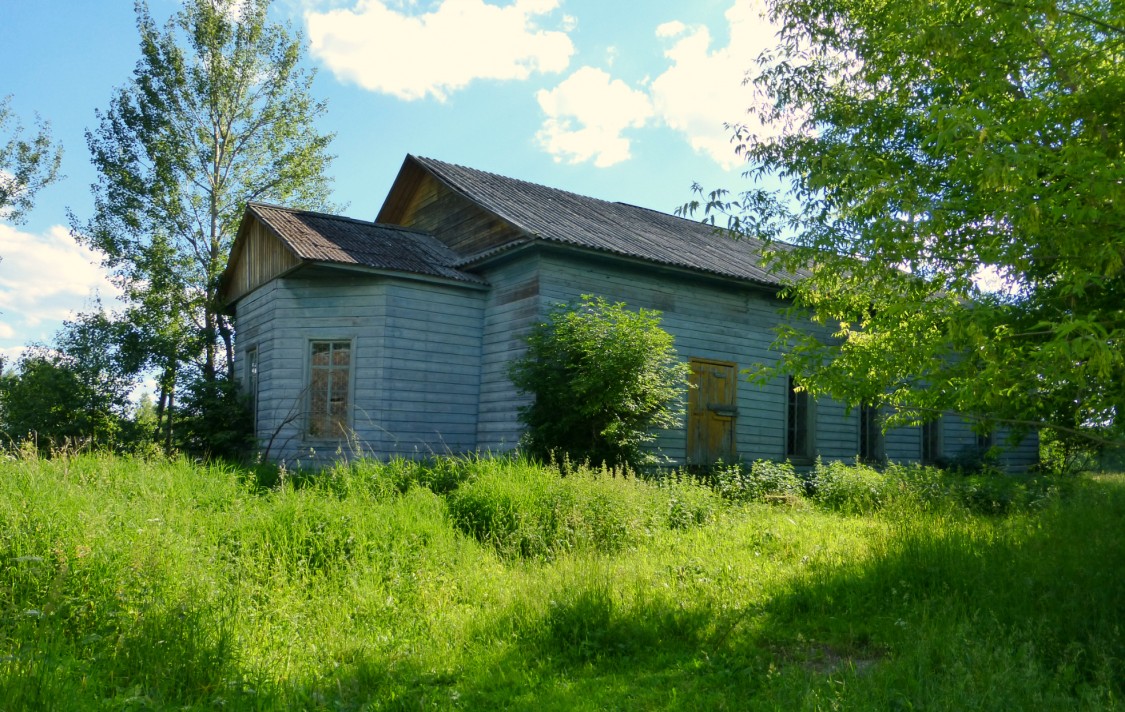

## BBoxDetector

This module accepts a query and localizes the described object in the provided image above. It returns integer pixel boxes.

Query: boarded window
[687,358,737,466]
[308,340,351,439]
[786,376,814,459]
[921,418,942,464]
[859,404,885,463]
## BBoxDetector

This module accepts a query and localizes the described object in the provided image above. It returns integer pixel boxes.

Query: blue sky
[0,0,784,364]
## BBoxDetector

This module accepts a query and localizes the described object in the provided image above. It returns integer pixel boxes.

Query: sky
[0,0,786,367]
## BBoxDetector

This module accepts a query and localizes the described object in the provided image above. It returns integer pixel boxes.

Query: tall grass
[0,452,1121,710]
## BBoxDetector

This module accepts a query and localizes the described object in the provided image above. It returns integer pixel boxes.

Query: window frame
[859,404,886,463]
[921,417,942,464]
[304,338,356,442]
[785,376,816,462]
[976,429,995,452]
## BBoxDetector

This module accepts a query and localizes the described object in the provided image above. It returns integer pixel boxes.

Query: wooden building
[219,155,1038,469]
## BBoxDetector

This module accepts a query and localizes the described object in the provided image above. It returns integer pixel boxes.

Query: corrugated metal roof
[247,202,486,285]
[413,156,803,288]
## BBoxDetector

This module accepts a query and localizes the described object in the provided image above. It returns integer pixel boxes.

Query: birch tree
[76,0,335,438]
[0,95,62,224]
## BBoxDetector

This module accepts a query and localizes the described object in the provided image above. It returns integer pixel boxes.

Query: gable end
[222,211,303,306]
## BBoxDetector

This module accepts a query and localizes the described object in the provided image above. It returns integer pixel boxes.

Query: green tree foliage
[509,295,692,469]
[696,0,1124,448]
[175,370,253,461]
[74,0,335,447]
[0,313,135,452]
[0,95,62,224]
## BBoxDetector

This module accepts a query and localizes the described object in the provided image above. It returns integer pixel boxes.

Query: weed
[0,453,1119,710]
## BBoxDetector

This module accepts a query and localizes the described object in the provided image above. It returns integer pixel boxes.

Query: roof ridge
[412,157,760,241]
[414,155,630,211]
[403,155,801,288]
[248,201,435,237]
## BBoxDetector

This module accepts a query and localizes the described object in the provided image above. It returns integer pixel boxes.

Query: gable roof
[247,202,483,283]
[221,202,486,304]
[382,155,803,288]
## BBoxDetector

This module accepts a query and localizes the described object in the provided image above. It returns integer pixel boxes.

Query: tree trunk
[203,308,217,381]
[219,312,235,380]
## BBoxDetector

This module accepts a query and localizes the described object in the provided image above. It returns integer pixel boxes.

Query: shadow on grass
[8,477,1121,710]
[743,476,1125,709]
[285,590,775,711]
[1,593,258,711]
[288,478,1125,710]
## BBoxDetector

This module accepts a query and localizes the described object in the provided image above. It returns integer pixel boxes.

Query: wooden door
[687,358,737,466]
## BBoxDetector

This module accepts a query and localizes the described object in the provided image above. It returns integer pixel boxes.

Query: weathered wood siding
[234,272,483,465]
[940,417,1038,470]
[225,218,302,304]
[234,241,1037,470]
[526,251,878,464]
[885,421,922,462]
[476,249,1017,467]
[996,432,1039,471]
[474,253,541,451]
[384,170,525,256]
[377,281,484,456]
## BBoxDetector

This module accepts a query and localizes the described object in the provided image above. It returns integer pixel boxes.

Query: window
[786,376,814,459]
[307,340,351,439]
[246,346,259,432]
[921,418,942,464]
[976,430,994,452]
[859,404,885,463]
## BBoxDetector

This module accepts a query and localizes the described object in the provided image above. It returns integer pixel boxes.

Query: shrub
[509,295,692,469]
[325,456,475,499]
[712,459,804,503]
[664,479,719,529]
[810,458,890,514]
[174,371,254,461]
[0,349,127,453]
[884,462,1074,515]
[445,462,643,560]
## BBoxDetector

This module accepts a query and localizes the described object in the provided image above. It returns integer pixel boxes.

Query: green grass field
[1,454,1121,710]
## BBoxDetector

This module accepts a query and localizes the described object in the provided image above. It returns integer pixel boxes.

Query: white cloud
[306,0,575,101]
[535,67,654,168]
[0,224,120,332]
[655,20,686,38]
[0,344,27,368]
[648,1,780,168]
[534,1,783,169]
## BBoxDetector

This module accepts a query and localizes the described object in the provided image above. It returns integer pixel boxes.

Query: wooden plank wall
[226,219,301,303]
[941,418,1039,470]
[236,275,388,464]
[474,254,542,451]
[529,251,829,463]
[885,423,923,462]
[396,173,526,256]
[377,281,484,457]
[520,251,950,467]
[998,432,1039,471]
[234,272,484,465]
[232,245,1038,469]
[234,279,278,443]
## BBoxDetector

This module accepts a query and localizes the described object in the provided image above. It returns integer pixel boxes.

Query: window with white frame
[307,340,351,439]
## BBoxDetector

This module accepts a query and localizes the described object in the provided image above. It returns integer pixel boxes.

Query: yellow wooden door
[687,358,737,466]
